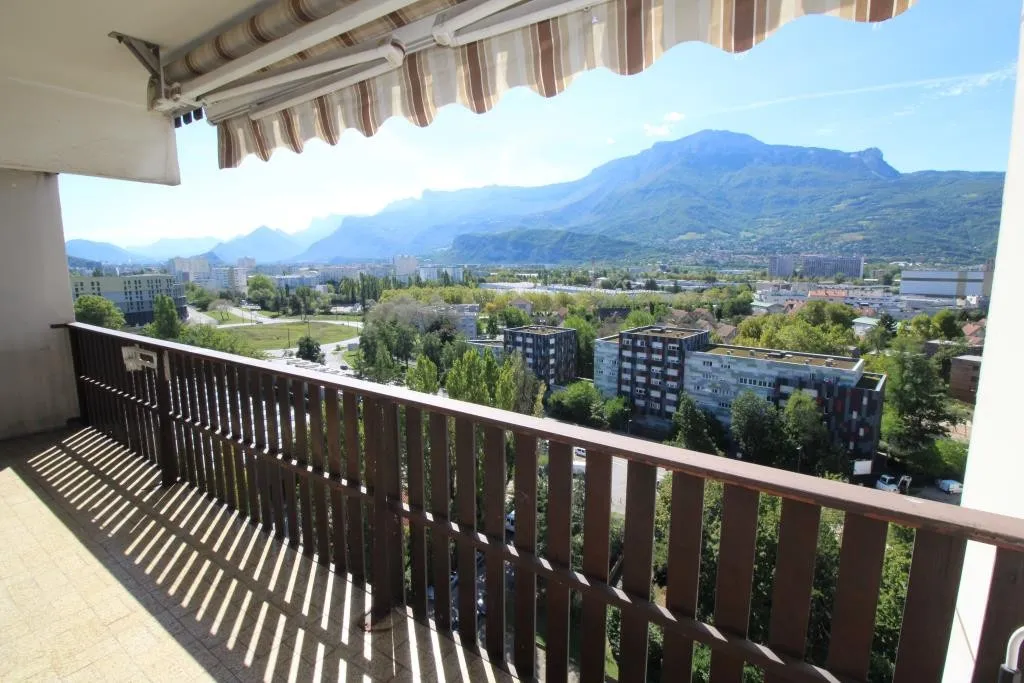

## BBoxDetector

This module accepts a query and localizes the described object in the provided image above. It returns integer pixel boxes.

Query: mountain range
[66,130,1005,265]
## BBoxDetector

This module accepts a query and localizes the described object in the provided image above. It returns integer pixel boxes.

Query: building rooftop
[955,354,984,363]
[469,338,504,347]
[597,335,620,344]
[857,372,886,390]
[853,317,880,325]
[507,325,573,335]
[702,344,861,370]
[621,325,707,340]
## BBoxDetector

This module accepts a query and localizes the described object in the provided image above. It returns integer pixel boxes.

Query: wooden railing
[67,322,1024,683]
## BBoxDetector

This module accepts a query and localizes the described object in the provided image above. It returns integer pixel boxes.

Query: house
[509,298,533,315]
[852,316,880,338]
[751,300,784,315]
[950,355,983,404]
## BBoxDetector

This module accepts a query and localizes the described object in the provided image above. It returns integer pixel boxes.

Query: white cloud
[606,137,616,145]
[814,126,835,137]
[935,63,1017,97]
[643,123,672,137]
[664,111,685,122]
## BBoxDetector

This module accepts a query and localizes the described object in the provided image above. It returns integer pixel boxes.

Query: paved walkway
[0,429,512,682]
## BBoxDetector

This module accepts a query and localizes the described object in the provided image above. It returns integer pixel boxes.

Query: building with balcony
[393,254,418,277]
[449,303,480,339]
[594,334,621,398]
[468,338,505,364]
[167,256,210,282]
[950,354,984,404]
[802,254,865,279]
[684,345,885,458]
[418,265,464,282]
[901,263,995,298]
[768,254,796,278]
[70,274,185,326]
[206,265,248,294]
[3,1,1023,681]
[503,325,576,385]
[618,326,710,421]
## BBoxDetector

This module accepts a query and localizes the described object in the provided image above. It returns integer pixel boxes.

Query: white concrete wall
[0,169,79,439]
[943,4,1024,680]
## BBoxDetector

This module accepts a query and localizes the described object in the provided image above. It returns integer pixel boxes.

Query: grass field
[210,311,252,325]
[226,322,358,351]
[310,313,363,322]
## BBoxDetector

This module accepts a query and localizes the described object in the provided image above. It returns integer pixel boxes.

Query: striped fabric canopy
[162,0,916,168]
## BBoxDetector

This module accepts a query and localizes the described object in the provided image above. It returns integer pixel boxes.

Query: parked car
[936,479,963,494]
[876,474,912,493]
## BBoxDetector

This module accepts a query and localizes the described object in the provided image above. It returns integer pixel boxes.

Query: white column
[0,169,79,439]
[943,4,1024,680]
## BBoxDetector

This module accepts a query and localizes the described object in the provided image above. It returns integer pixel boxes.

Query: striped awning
[157,0,916,168]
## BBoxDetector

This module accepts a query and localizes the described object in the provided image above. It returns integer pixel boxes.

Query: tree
[445,350,492,405]
[878,312,897,334]
[547,381,605,428]
[864,323,893,352]
[186,282,214,311]
[669,394,720,455]
[246,274,277,310]
[296,335,325,364]
[730,391,791,467]
[933,309,963,340]
[602,396,629,431]
[882,338,957,464]
[485,315,499,336]
[74,295,125,329]
[406,354,440,394]
[494,353,539,414]
[783,391,834,474]
[622,308,656,330]
[500,306,531,328]
[563,314,596,379]
[210,298,233,321]
[150,294,182,340]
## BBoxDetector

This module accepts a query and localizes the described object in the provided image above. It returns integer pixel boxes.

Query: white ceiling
[0,0,267,184]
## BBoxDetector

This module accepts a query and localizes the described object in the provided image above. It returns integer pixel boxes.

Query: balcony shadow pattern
[0,428,511,682]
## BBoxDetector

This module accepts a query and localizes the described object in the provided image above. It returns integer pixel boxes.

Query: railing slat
[309,384,331,565]
[455,416,477,645]
[765,499,822,683]
[207,359,227,504]
[483,424,506,661]
[343,391,365,580]
[366,398,391,615]
[546,440,574,683]
[254,373,274,527]
[179,353,198,487]
[826,513,888,680]
[242,367,262,522]
[892,530,966,683]
[579,449,612,683]
[514,432,538,678]
[326,389,348,575]
[429,411,452,631]
[619,460,658,683]
[381,399,404,602]
[971,548,1024,683]
[709,484,760,683]
[663,472,705,679]
[279,376,298,544]
[187,355,207,491]
[293,378,314,552]
[406,406,427,619]
[226,362,243,511]
[218,362,239,511]
[197,359,216,499]
[264,373,285,537]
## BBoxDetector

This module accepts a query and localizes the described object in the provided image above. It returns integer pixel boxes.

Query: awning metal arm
[109,32,161,80]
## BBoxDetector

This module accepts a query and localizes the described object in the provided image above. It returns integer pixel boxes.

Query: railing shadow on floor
[8,427,512,683]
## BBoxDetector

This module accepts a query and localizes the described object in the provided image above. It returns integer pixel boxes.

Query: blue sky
[61,0,1020,246]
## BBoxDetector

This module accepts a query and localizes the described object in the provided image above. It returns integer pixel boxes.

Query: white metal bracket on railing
[121,345,158,372]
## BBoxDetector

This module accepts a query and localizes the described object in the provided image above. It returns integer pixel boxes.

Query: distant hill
[131,236,221,260]
[448,229,641,264]
[297,130,1004,263]
[67,255,101,270]
[211,226,303,263]
[65,239,149,264]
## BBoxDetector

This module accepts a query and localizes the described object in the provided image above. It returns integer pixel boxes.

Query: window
[703,360,713,367]
[650,402,661,411]
[635,387,646,397]
[667,381,678,389]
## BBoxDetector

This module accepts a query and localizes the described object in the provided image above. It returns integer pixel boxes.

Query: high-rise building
[503,326,576,385]
[418,265,464,282]
[768,255,796,278]
[600,325,887,458]
[168,256,210,283]
[236,257,256,269]
[801,255,865,279]
[207,266,248,293]
[618,326,710,421]
[684,345,885,458]
[394,255,418,277]
[70,274,186,326]
[900,262,994,298]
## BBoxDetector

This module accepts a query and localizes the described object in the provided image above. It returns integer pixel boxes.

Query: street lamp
[796,445,804,474]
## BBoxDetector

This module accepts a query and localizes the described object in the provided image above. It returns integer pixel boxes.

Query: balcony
[4,323,1024,683]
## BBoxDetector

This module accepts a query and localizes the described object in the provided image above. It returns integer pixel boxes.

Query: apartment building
[418,266,464,282]
[70,274,186,326]
[900,263,994,298]
[393,255,418,277]
[503,326,576,385]
[594,335,620,398]
[949,355,983,404]
[768,254,796,278]
[801,255,865,280]
[684,345,885,458]
[618,326,710,421]
[206,266,248,294]
[167,256,210,283]
[448,303,479,339]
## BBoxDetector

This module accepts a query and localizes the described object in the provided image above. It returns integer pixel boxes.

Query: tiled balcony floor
[0,428,513,683]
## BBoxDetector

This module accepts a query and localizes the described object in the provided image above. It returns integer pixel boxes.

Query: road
[217,307,364,330]
[186,306,216,326]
